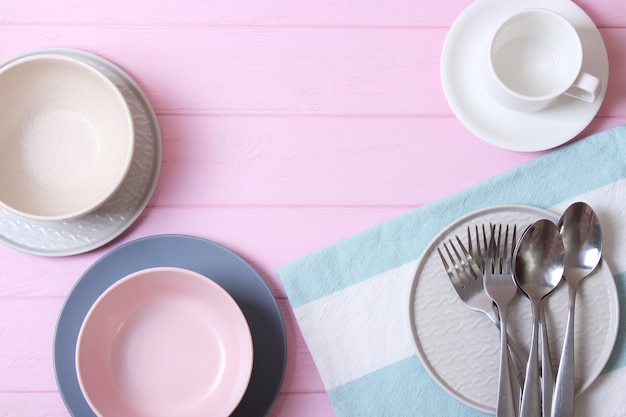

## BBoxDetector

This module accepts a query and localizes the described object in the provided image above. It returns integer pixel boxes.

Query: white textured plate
[441,0,608,151]
[0,48,161,256]
[408,205,619,414]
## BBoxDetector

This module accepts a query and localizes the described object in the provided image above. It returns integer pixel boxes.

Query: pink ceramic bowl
[76,267,253,417]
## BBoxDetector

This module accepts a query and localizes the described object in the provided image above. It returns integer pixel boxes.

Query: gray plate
[54,234,287,416]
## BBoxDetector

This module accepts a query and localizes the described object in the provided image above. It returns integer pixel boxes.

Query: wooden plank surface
[0,0,625,415]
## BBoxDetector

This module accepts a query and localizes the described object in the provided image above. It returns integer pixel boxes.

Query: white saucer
[408,205,619,414]
[441,0,608,152]
[0,49,161,256]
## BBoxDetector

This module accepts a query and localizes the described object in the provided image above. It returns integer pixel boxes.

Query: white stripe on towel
[294,260,419,390]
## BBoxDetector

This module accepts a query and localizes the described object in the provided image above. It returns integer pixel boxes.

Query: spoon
[551,202,602,417]
[514,220,564,417]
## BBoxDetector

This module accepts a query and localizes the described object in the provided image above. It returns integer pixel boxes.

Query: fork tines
[438,223,519,288]
[437,234,481,289]
[467,224,491,272]
[486,223,518,275]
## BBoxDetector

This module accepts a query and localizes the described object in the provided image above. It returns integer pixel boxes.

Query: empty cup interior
[490,9,582,98]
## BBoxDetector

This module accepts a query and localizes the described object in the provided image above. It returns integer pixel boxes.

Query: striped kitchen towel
[277,124,626,417]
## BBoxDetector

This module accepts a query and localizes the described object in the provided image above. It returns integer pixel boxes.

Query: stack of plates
[55,234,287,417]
[0,48,161,256]
[1,48,287,415]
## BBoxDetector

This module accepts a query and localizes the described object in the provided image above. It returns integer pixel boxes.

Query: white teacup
[483,8,601,113]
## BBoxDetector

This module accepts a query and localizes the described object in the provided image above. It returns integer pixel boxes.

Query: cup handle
[565,72,601,103]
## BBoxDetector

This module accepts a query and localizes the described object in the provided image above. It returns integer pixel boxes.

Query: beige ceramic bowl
[0,54,134,221]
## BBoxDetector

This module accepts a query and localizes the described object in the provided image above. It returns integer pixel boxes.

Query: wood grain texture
[0,0,624,415]
[0,27,624,117]
[0,207,411,298]
[1,0,624,28]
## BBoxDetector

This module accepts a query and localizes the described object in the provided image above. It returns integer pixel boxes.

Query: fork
[438,225,526,386]
[437,225,498,324]
[483,224,518,417]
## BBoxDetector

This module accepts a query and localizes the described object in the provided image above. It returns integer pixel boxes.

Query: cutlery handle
[506,331,527,387]
[520,303,541,417]
[551,284,577,417]
[491,307,526,387]
[497,308,517,417]
[540,303,555,417]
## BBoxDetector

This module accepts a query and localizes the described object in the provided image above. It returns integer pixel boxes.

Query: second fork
[439,226,526,387]
[484,224,519,417]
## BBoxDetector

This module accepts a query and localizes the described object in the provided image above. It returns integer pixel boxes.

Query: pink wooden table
[0,0,624,415]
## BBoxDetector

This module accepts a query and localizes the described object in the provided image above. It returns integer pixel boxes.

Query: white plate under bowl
[0,48,161,256]
[441,0,608,152]
[408,205,619,414]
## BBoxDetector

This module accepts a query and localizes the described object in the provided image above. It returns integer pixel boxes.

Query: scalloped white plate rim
[407,204,619,414]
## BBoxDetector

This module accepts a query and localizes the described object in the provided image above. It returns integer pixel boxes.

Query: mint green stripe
[603,271,626,373]
[278,125,626,308]
[327,355,490,417]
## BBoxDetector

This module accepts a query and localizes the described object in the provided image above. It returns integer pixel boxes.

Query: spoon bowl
[514,219,565,417]
[558,202,602,283]
[514,220,564,299]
